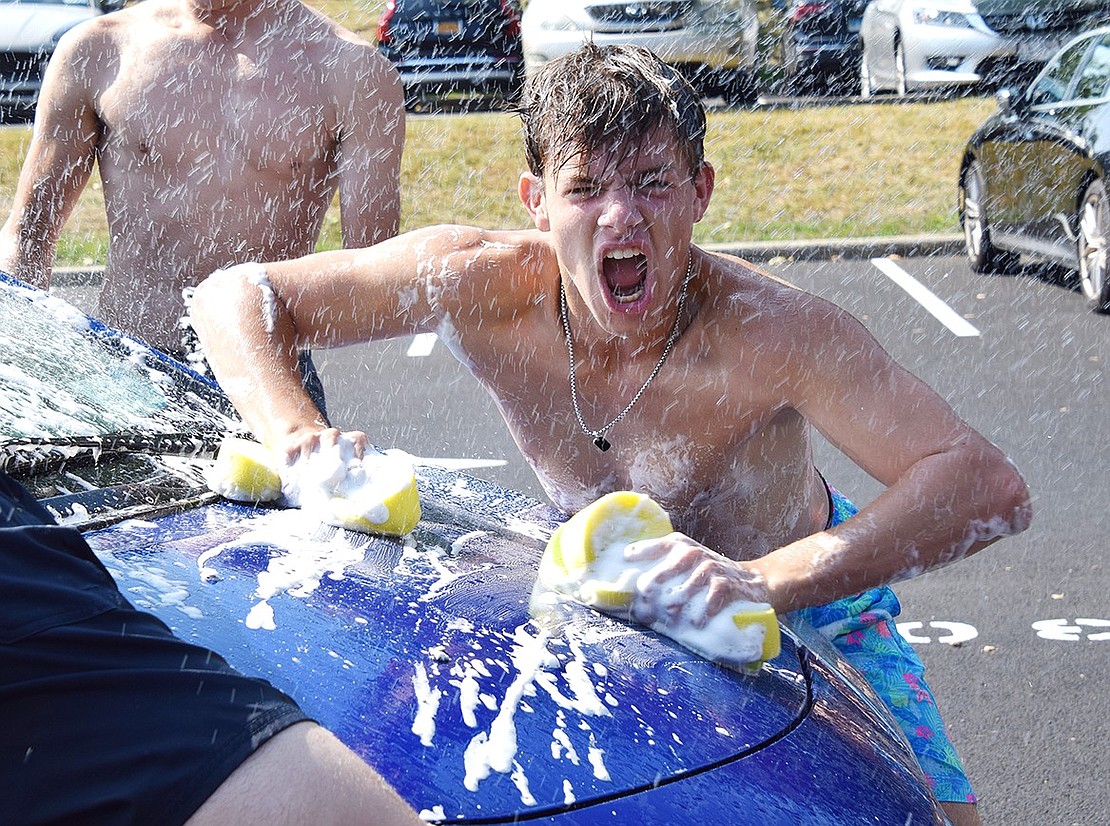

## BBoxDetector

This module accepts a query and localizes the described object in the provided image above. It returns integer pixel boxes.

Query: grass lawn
[0,95,995,268]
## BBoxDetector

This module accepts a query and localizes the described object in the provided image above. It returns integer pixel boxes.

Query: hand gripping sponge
[206,435,421,536]
[535,491,780,668]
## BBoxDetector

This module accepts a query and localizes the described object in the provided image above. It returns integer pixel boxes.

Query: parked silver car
[859,0,1108,96]
[521,0,760,104]
[0,0,122,120]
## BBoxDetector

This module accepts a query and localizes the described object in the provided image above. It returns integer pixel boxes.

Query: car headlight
[911,8,974,28]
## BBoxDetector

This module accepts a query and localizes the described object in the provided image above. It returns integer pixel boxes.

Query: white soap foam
[279,436,416,531]
[412,661,443,747]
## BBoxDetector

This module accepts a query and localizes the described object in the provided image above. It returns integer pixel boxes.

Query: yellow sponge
[536,490,780,667]
[731,605,781,664]
[206,436,421,537]
[321,461,422,537]
[543,490,673,578]
[207,436,283,503]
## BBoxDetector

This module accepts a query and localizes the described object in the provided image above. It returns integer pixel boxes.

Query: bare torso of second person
[92,1,350,351]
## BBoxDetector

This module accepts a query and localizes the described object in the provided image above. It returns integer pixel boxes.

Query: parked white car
[521,0,760,104]
[0,0,121,119]
[858,0,1108,96]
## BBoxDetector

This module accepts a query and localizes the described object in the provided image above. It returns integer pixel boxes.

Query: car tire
[960,160,1016,275]
[895,40,908,96]
[1077,178,1110,313]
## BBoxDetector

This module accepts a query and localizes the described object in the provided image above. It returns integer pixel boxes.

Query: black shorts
[0,473,310,826]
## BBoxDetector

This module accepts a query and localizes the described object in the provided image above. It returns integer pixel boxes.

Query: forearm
[3,25,101,289]
[0,198,65,289]
[191,263,327,447]
[1,129,96,289]
[752,441,1032,613]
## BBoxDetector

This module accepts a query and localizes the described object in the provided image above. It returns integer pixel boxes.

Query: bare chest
[470,330,817,552]
[96,41,336,177]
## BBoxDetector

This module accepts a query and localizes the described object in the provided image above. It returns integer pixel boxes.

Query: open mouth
[602,249,648,304]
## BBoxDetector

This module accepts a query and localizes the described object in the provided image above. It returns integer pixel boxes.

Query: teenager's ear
[692,161,715,224]
[518,172,550,231]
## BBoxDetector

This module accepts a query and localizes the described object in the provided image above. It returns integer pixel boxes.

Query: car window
[700,0,756,24]
[1073,34,1110,100]
[1027,35,1094,106]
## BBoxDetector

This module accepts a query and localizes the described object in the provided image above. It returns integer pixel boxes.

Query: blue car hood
[83,467,818,820]
[3,266,938,822]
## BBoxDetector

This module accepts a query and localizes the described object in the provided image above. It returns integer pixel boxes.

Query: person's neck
[561,285,686,369]
[185,0,282,36]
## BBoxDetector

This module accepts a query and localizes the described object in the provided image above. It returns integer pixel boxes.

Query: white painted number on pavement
[896,621,979,645]
[406,333,437,357]
[1031,618,1110,642]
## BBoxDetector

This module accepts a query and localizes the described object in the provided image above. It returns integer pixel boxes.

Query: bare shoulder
[294,3,397,82]
[707,251,845,323]
[703,250,877,361]
[49,2,131,58]
[406,226,554,320]
[54,0,186,59]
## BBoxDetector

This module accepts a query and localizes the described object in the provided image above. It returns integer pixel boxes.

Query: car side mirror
[996,87,1022,116]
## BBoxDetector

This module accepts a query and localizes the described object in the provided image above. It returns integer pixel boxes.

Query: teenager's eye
[634,174,675,194]
[565,181,601,198]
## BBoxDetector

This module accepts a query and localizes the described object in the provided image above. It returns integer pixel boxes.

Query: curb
[708,234,964,262]
[50,235,966,286]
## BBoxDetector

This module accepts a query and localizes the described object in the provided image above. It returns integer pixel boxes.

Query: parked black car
[376,0,524,108]
[959,26,1110,314]
[779,0,866,95]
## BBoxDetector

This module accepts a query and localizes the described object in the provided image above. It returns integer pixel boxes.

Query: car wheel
[1077,179,1110,313]
[895,41,908,96]
[960,160,1016,274]
[860,52,874,98]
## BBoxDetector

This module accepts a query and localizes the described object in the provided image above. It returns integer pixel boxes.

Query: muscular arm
[750,300,1032,612]
[190,226,499,452]
[630,294,1031,620]
[0,27,102,288]
[334,48,405,248]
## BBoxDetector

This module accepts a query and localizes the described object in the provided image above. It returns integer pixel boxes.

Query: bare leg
[186,721,422,825]
[941,801,981,826]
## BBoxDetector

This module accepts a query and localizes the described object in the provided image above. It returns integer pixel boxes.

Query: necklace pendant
[593,435,611,452]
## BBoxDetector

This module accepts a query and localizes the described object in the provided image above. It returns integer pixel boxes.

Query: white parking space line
[411,456,508,470]
[406,333,438,357]
[870,258,981,338]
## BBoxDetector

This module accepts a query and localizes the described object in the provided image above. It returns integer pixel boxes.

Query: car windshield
[1073,33,1110,100]
[0,278,237,445]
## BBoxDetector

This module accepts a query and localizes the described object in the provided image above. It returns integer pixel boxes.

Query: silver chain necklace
[560,256,693,452]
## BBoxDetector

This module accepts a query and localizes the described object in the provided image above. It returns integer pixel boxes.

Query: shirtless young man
[0,0,404,358]
[190,44,1031,825]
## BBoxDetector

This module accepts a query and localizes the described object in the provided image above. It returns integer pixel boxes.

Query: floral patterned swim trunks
[790,485,976,805]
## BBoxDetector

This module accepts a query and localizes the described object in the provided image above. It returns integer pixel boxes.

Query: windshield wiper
[0,431,230,479]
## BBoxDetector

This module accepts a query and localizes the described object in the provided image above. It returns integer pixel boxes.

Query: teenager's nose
[597,188,643,230]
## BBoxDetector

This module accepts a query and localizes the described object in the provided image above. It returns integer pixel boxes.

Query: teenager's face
[520,128,714,339]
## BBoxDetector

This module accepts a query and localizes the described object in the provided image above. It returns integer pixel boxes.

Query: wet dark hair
[517,42,706,181]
